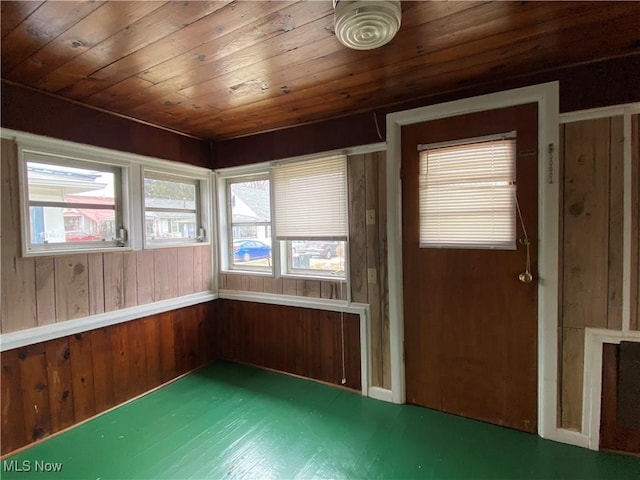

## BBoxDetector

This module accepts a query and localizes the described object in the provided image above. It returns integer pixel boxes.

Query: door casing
[385,82,560,440]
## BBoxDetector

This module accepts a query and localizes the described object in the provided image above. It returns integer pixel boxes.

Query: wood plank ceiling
[2,1,639,140]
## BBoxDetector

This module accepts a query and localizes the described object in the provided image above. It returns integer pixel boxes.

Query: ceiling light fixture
[333,0,402,51]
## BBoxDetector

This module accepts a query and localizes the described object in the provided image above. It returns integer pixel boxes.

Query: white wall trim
[582,328,640,450]
[218,289,374,398]
[0,292,217,352]
[368,386,393,402]
[559,103,640,124]
[386,83,561,440]
[554,428,590,449]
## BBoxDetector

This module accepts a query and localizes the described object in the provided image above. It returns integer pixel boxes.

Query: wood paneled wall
[632,114,639,332]
[1,81,212,168]
[214,300,361,391]
[1,138,212,333]
[559,117,625,429]
[1,302,216,456]
[218,151,390,389]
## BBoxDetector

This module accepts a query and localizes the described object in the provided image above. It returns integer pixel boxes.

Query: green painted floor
[3,362,639,480]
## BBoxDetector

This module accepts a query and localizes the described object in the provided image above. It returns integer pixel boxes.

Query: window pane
[26,161,117,245]
[27,162,115,207]
[29,206,116,244]
[144,178,196,210]
[230,180,270,223]
[288,240,346,278]
[229,179,272,271]
[231,237,272,267]
[145,212,198,240]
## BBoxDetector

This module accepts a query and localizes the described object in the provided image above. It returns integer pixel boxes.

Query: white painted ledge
[0,292,218,352]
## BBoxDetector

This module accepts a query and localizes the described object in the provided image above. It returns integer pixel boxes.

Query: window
[17,133,213,257]
[419,134,516,249]
[273,155,348,278]
[143,172,204,246]
[227,176,272,272]
[22,151,126,254]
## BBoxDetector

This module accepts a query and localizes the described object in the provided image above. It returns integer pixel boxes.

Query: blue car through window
[233,240,271,262]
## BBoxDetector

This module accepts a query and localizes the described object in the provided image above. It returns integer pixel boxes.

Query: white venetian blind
[273,154,347,240]
[419,137,516,249]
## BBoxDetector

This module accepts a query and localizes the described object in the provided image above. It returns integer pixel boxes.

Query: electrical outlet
[366,209,376,225]
[368,268,377,284]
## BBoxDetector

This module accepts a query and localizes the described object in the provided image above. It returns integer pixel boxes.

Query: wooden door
[402,103,538,432]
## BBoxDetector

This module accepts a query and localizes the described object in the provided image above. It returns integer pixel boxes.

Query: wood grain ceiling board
[2,1,639,140]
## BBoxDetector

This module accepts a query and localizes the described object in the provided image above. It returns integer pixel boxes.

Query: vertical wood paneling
[177,247,195,296]
[365,152,382,386]
[110,323,130,405]
[249,275,264,292]
[560,327,585,430]
[607,117,624,330]
[136,249,155,305]
[123,252,138,308]
[377,152,391,388]
[90,327,115,413]
[35,257,56,326]
[562,118,611,330]
[1,139,37,333]
[126,319,148,398]
[1,350,26,452]
[297,279,320,298]
[143,315,162,390]
[44,338,74,432]
[559,116,626,429]
[54,255,89,322]
[215,300,361,390]
[348,154,368,303]
[18,345,51,443]
[632,115,640,331]
[263,276,283,294]
[201,245,212,291]
[193,245,205,292]
[154,248,178,301]
[103,252,125,311]
[88,253,105,315]
[69,333,96,422]
[283,278,297,296]
[1,303,216,456]
[159,312,176,383]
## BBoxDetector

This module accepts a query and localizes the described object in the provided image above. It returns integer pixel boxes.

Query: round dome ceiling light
[333,0,402,51]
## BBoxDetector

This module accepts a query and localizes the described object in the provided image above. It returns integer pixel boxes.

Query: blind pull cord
[514,192,533,284]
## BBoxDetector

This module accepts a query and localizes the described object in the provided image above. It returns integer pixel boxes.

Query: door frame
[386,82,560,441]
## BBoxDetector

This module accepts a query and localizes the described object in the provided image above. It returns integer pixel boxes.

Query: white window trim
[217,169,273,274]
[142,168,211,249]
[19,150,129,255]
[216,144,384,282]
[1,128,213,256]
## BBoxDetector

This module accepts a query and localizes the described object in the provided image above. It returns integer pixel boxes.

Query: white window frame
[224,173,273,274]
[5,129,212,257]
[142,168,210,249]
[17,140,133,256]
[216,153,353,282]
